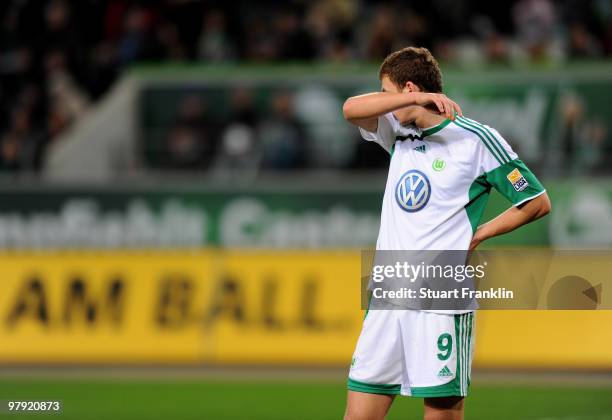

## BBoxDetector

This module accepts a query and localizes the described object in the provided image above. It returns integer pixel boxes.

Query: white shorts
[348,309,475,398]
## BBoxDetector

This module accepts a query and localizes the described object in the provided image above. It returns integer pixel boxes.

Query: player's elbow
[342,97,359,121]
[535,192,552,218]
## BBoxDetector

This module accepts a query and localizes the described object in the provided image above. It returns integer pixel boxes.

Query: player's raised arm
[342,91,461,132]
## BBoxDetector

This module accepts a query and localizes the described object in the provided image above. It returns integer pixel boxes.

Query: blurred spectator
[117,5,154,66]
[197,10,235,62]
[306,0,357,61]
[212,88,260,177]
[163,94,216,170]
[512,0,562,62]
[0,108,41,171]
[273,9,316,60]
[257,92,306,169]
[365,6,397,60]
[156,22,187,61]
[556,91,607,175]
[568,23,602,58]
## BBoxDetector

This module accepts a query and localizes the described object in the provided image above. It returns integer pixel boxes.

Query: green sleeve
[484,159,545,206]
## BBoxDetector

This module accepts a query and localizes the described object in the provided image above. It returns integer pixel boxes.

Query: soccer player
[342,47,551,420]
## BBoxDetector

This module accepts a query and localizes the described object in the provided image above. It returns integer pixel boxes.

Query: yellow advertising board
[0,251,361,365]
[1,251,611,368]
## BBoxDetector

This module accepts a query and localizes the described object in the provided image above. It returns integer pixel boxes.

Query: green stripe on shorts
[347,378,401,395]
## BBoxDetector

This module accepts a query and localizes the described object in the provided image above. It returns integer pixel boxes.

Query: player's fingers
[433,98,445,114]
[450,100,462,117]
[436,95,451,119]
[442,100,452,119]
[438,95,460,119]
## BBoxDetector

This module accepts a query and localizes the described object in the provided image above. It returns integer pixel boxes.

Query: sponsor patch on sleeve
[506,168,529,192]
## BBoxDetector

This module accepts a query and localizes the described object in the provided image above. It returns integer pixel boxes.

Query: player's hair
[379,47,443,93]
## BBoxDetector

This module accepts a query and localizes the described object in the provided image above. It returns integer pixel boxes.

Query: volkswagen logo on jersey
[395,169,431,212]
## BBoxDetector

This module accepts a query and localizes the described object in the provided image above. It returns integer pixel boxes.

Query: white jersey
[360,113,546,251]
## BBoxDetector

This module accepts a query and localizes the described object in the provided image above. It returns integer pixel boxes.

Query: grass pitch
[0,378,611,419]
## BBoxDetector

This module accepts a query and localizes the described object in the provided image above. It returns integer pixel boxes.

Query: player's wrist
[475,224,494,242]
[404,91,424,105]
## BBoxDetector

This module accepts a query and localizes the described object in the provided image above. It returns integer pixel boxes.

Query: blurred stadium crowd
[2,0,612,173]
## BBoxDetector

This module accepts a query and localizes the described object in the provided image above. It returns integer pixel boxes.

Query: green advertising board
[0,180,609,249]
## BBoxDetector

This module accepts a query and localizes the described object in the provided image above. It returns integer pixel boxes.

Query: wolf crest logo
[395,170,431,212]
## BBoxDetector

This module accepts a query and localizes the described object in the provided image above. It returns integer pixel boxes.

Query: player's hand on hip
[469,237,481,251]
[469,226,490,251]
